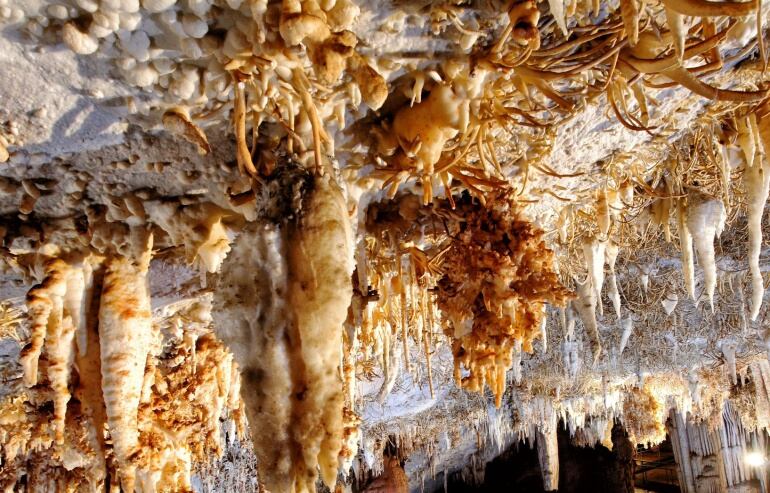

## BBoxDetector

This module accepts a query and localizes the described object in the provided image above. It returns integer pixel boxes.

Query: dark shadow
[439,421,639,493]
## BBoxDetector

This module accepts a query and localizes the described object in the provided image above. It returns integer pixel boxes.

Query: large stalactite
[214,172,354,493]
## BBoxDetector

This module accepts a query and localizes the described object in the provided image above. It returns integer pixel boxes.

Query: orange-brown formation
[621,386,667,446]
[0,247,243,493]
[436,193,572,406]
[135,333,244,491]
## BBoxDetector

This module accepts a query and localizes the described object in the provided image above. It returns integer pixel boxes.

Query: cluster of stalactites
[4,227,243,493]
[670,108,770,316]
[435,193,572,407]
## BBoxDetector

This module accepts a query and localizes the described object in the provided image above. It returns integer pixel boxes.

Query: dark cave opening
[439,421,645,493]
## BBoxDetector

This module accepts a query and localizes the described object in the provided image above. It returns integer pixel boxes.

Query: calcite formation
[2,0,770,491]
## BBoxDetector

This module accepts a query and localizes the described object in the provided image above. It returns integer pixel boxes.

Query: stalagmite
[537,423,559,491]
[668,411,697,493]
[720,402,750,487]
[686,196,726,310]
[99,229,155,492]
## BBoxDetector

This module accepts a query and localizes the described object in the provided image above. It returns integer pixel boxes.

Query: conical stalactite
[8,251,108,491]
[685,196,726,311]
[574,278,602,365]
[99,228,154,492]
[213,172,354,493]
[742,147,770,321]
[20,256,81,446]
[751,360,770,431]
[605,242,621,320]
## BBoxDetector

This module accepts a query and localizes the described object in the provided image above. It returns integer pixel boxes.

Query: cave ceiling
[1,0,770,491]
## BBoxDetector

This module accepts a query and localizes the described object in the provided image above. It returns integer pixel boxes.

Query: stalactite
[214,172,354,493]
[737,115,757,168]
[596,188,611,238]
[574,277,602,365]
[287,175,354,490]
[677,199,696,300]
[622,385,665,446]
[8,0,770,489]
[640,266,650,297]
[436,192,570,406]
[562,338,581,382]
[99,228,155,492]
[750,360,770,431]
[340,320,361,474]
[20,257,70,388]
[19,256,82,445]
[605,242,621,319]
[421,288,435,399]
[377,321,401,403]
[687,371,701,405]
[720,339,738,386]
[512,339,523,385]
[742,146,770,320]
[661,292,678,316]
[3,231,242,492]
[686,196,726,310]
[397,253,411,374]
[582,236,606,316]
[144,202,235,274]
